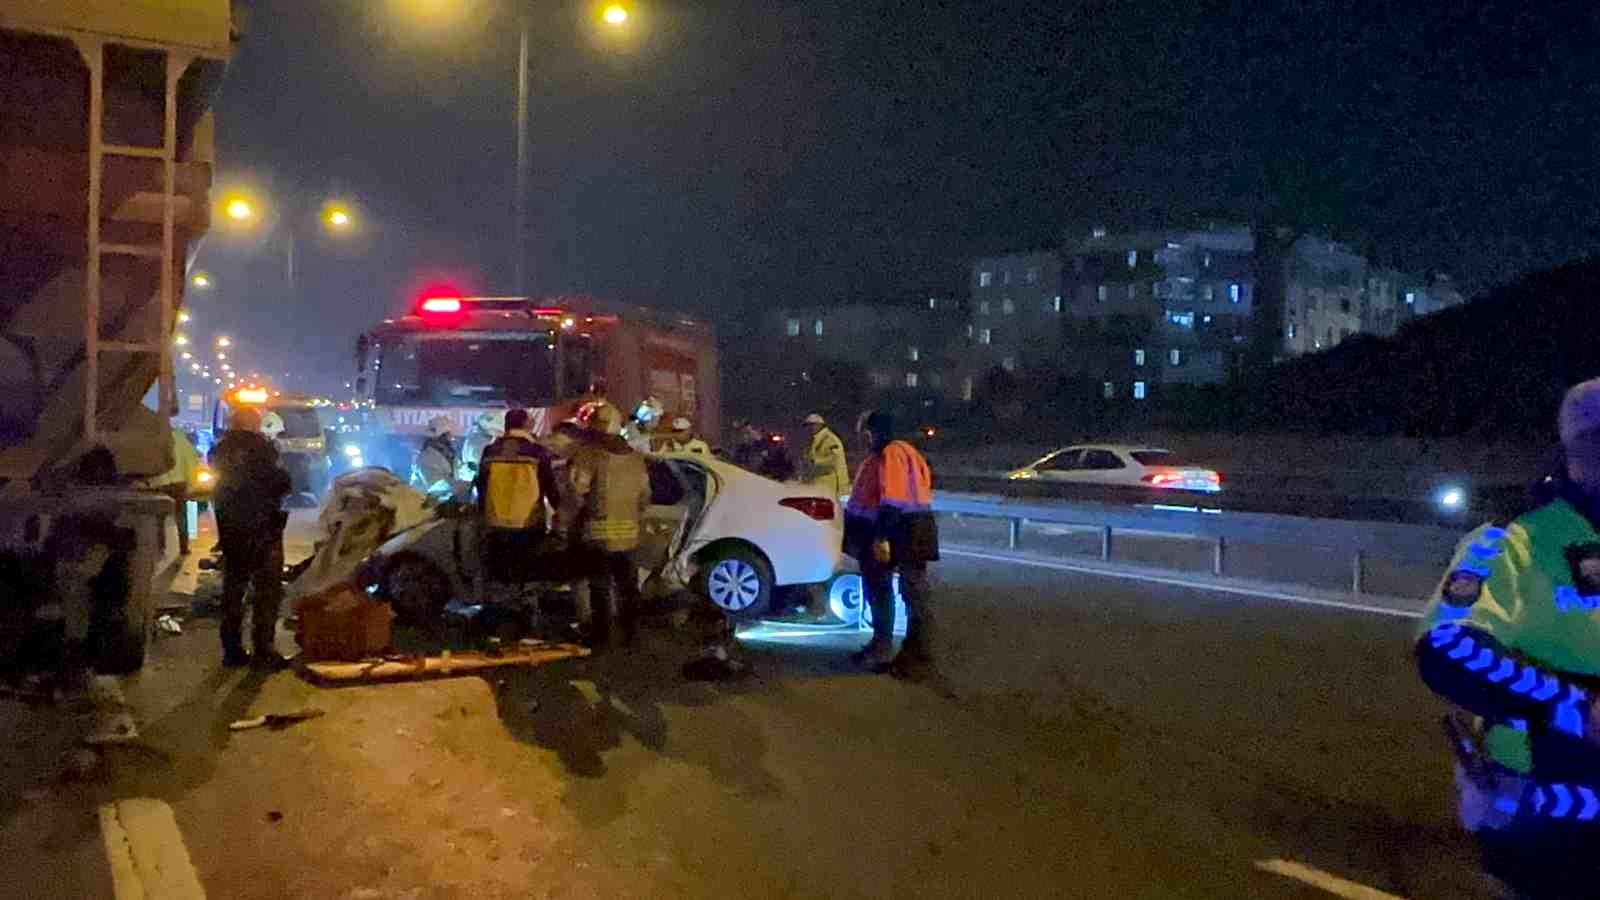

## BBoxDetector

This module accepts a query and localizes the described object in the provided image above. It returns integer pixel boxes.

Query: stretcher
[298,641,590,685]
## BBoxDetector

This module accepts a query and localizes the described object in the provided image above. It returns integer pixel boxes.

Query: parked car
[1007,445,1223,493]
[364,453,844,622]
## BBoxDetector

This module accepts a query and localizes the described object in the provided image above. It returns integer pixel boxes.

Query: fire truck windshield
[375,333,558,406]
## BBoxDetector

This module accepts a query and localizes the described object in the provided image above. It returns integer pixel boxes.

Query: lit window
[1103,381,1115,399]
[928,297,938,310]
[1169,348,1183,366]
[979,328,992,345]
[1127,250,1139,269]
[1096,284,1108,303]
[905,372,919,388]
[1002,356,1017,372]
[1288,323,1297,339]
[1229,283,1241,303]
[1133,381,1147,400]
[979,271,993,287]
[785,318,800,337]
[1203,253,1212,268]
[1127,283,1137,301]
[1026,267,1038,284]
[1405,291,1416,305]
[1202,284,1215,302]
[1093,226,1108,238]
[1134,349,1146,367]
[1203,314,1213,323]
[1167,310,1195,329]
[1002,298,1015,315]
[1002,268,1011,285]
[961,376,974,401]
[814,319,824,336]
[1053,295,1063,312]
[966,323,975,338]
[979,300,991,315]
[908,346,920,362]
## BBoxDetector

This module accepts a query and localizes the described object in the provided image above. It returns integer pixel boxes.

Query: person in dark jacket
[843,409,939,675]
[209,406,292,668]
[475,409,560,524]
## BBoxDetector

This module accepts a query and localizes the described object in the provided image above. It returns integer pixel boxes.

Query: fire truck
[352,291,721,474]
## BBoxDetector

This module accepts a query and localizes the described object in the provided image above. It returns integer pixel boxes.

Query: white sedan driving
[1007,445,1223,493]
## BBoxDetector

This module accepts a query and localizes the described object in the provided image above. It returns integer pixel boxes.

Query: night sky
[194,0,1600,393]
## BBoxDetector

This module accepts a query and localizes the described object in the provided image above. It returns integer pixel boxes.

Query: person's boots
[849,638,895,671]
[221,638,250,668]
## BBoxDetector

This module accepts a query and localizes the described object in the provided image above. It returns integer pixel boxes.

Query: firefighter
[461,410,505,477]
[210,406,292,668]
[562,403,651,651]
[1416,377,1600,898]
[843,409,939,675]
[803,413,850,497]
[414,415,459,495]
[664,417,710,455]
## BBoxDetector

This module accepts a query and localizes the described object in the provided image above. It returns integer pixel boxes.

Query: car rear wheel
[382,557,450,625]
[695,548,772,619]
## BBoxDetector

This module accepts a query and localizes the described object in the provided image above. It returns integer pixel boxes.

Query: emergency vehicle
[351,291,721,475]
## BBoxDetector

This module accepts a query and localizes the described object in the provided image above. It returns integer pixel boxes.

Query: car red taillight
[780,497,835,521]
[1142,472,1182,487]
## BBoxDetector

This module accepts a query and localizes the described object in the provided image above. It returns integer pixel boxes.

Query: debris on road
[156,614,183,636]
[682,643,750,682]
[299,642,589,685]
[229,708,326,731]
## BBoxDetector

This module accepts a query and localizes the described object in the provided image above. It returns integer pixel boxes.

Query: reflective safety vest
[481,458,543,530]
[846,440,932,518]
[1418,494,1600,776]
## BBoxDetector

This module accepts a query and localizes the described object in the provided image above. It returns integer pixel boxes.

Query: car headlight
[342,443,363,457]
[1007,469,1035,480]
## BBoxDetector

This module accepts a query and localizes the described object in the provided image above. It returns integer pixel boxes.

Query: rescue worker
[461,410,506,478]
[210,406,292,668]
[624,396,664,453]
[802,413,850,497]
[1416,377,1600,898]
[562,403,651,651]
[476,408,561,529]
[732,422,766,470]
[146,425,200,555]
[664,417,710,455]
[414,415,459,495]
[844,409,939,675]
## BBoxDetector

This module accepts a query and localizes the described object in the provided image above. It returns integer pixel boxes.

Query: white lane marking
[1255,859,1407,899]
[943,548,1423,619]
[99,798,207,900]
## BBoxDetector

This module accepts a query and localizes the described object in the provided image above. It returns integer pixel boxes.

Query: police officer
[844,410,939,675]
[664,417,710,455]
[210,407,292,668]
[1417,377,1600,897]
[802,413,849,497]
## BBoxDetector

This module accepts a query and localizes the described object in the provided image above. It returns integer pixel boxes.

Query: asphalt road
[1,550,1492,899]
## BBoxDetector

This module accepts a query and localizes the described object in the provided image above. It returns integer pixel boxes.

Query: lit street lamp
[224,196,255,222]
[602,4,629,25]
[191,272,211,289]
[216,336,232,348]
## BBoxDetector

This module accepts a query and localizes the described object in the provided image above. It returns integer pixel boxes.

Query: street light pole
[514,12,532,296]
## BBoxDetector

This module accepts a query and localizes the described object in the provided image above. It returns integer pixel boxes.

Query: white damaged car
[359,453,845,621]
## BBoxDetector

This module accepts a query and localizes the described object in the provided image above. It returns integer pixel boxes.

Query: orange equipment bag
[294,584,395,662]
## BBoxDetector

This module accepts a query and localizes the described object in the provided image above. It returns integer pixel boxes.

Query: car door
[1033,448,1085,482]
[639,458,693,571]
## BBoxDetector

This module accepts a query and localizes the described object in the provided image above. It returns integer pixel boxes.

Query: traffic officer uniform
[803,413,850,498]
[1417,379,1600,897]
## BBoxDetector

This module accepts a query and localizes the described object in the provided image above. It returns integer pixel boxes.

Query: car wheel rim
[707,559,761,611]
[828,574,864,623]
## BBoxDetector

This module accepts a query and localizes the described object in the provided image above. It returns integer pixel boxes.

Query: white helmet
[671,416,693,432]
[260,411,285,440]
[426,415,455,438]
[474,410,506,437]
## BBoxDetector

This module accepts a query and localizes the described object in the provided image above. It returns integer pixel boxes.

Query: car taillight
[780,497,835,521]
[1142,472,1182,487]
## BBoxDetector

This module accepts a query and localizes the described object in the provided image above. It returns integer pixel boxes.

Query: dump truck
[0,2,233,673]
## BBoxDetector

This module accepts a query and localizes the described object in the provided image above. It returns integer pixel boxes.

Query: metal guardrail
[933,491,1464,594]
